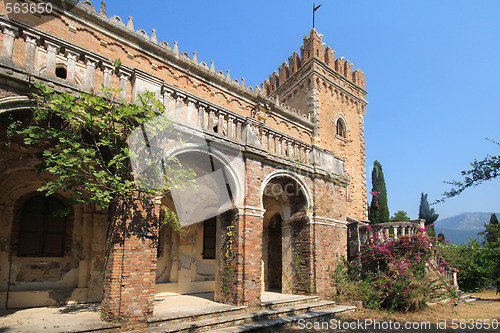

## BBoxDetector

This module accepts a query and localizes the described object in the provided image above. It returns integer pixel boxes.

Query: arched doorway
[261,174,310,295]
[155,149,240,296]
[263,213,282,291]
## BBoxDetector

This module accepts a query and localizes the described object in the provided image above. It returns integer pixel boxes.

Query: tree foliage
[439,239,500,292]
[479,214,500,244]
[7,83,193,210]
[418,193,438,237]
[389,210,411,222]
[490,213,499,225]
[368,160,390,224]
[441,139,500,200]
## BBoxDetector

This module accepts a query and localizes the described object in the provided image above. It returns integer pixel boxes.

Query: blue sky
[102,0,500,220]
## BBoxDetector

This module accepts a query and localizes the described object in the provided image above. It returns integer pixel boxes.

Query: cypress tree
[368,160,390,224]
[418,193,439,237]
[490,213,499,225]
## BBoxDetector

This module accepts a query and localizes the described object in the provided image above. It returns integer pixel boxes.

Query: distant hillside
[434,212,500,245]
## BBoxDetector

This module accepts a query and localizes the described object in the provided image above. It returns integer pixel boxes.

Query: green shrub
[332,231,455,313]
[439,239,500,292]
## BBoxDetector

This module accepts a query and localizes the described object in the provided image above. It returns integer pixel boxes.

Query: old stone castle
[0,0,368,322]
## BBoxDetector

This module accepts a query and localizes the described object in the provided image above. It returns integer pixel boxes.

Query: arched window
[336,119,346,138]
[18,195,68,257]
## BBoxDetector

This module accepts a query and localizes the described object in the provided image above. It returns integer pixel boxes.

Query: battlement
[261,29,365,96]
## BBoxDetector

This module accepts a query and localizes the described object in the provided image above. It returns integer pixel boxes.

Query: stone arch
[260,169,312,214]
[260,170,312,295]
[155,145,244,296]
[333,112,350,132]
[0,96,33,116]
[0,169,85,309]
[165,143,245,209]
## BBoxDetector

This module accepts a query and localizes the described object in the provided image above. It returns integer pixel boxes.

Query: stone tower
[261,29,368,220]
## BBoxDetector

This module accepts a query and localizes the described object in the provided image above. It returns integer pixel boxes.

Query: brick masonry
[0,0,368,321]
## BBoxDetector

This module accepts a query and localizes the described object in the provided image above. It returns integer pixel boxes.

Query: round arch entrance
[155,149,241,296]
[261,173,310,294]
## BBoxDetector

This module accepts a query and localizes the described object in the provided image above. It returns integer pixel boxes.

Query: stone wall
[0,0,368,321]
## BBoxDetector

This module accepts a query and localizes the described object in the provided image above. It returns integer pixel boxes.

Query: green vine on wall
[222,224,235,303]
[294,248,315,295]
[162,206,181,233]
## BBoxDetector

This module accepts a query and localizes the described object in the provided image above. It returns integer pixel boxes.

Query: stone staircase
[131,295,355,333]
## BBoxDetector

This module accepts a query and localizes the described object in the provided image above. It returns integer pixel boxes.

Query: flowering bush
[332,230,456,313]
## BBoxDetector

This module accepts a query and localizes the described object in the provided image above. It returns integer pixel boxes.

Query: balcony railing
[0,16,344,176]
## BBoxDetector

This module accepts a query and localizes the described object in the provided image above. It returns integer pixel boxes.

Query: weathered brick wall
[313,222,348,298]
[0,0,368,318]
[101,198,159,323]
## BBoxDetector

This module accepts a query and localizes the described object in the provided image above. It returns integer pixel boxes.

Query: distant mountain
[434,212,500,245]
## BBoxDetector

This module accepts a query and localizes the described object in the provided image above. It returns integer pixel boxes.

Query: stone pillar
[23,31,39,69]
[65,50,79,82]
[84,55,99,89]
[1,24,18,60]
[162,88,172,115]
[236,120,242,141]
[118,69,131,100]
[208,108,215,131]
[241,211,263,306]
[197,104,206,128]
[227,116,235,139]
[215,208,262,306]
[186,99,195,124]
[101,197,159,324]
[175,94,184,121]
[102,62,114,87]
[44,41,60,76]
[268,133,274,153]
[218,113,225,135]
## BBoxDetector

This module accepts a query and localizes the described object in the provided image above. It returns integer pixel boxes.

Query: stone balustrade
[358,219,459,291]
[359,220,425,243]
[0,16,345,176]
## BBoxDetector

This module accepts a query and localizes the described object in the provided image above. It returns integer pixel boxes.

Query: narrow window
[203,217,216,259]
[18,195,67,257]
[336,119,345,138]
[55,67,67,79]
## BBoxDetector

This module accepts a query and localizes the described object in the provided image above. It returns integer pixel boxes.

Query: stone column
[267,133,274,153]
[44,41,60,76]
[208,108,215,131]
[23,31,39,69]
[65,50,79,82]
[118,68,131,100]
[1,24,18,60]
[162,88,172,115]
[227,116,235,139]
[186,99,195,125]
[102,62,114,87]
[84,55,99,89]
[235,120,242,141]
[218,113,225,135]
[101,197,160,324]
[197,104,206,129]
[175,94,184,121]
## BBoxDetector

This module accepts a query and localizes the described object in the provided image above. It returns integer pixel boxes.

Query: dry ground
[280,289,500,332]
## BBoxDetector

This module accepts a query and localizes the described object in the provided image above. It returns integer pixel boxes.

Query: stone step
[210,305,356,333]
[136,300,339,333]
[459,294,479,303]
[260,295,319,310]
[147,304,248,327]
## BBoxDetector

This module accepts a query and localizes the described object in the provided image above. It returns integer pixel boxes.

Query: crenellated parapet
[261,29,365,96]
